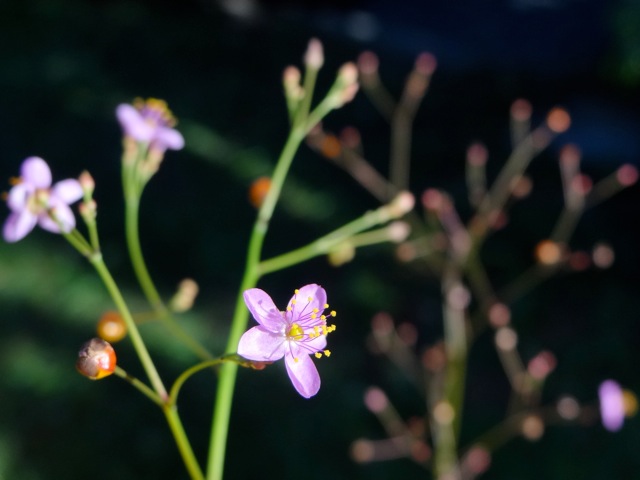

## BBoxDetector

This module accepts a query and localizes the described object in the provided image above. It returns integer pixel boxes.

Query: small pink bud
[510,98,532,122]
[79,170,95,196]
[304,38,324,70]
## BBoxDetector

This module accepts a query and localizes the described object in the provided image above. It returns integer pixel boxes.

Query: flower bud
[76,338,117,380]
[169,278,200,312]
[79,171,95,198]
[304,38,324,70]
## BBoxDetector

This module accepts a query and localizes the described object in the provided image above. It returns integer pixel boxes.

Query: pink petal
[243,288,285,332]
[301,334,327,354]
[289,284,327,319]
[20,157,52,188]
[285,353,321,398]
[3,210,37,243]
[38,201,76,233]
[153,127,185,151]
[6,183,35,211]
[116,104,154,142]
[237,326,286,361]
[52,179,83,204]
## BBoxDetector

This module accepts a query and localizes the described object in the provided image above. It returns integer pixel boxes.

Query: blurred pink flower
[238,284,336,398]
[3,157,82,242]
[116,98,184,152]
[599,380,625,432]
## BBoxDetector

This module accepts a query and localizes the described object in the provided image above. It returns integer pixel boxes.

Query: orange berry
[248,176,271,209]
[97,311,127,343]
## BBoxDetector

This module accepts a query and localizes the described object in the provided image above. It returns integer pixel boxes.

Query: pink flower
[3,157,83,243]
[599,380,625,432]
[116,98,184,152]
[238,284,337,398]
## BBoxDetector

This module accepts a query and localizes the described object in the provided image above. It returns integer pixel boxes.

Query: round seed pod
[76,338,117,380]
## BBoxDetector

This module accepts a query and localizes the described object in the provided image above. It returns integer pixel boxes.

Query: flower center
[26,188,50,214]
[134,97,177,128]
[287,323,304,341]
[284,288,338,361]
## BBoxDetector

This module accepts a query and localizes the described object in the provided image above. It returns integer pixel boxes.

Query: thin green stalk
[88,252,168,400]
[114,366,163,407]
[91,250,204,479]
[125,195,164,310]
[123,174,214,361]
[258,203,401,275]
[169,357,241,406]
[163,405,206,480]
[205,125,307,480]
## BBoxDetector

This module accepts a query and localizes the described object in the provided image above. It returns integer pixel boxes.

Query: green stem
[123,176,214,361]
[259,203,400,275]
[114,366,163,407]
[205,125,307,480]
[163,405,206,480]
[88,252,168,401]
[114,365,204,480]
[169,356,243,406]
[94,255,203,480]
[125,195,164,310]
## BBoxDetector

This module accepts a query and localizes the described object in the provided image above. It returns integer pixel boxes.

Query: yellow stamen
[294,289,300,294]
[330,310,337,317]
[324,350,331,357]
[324,303,329,309]
[294,357,299,363]
[315,352,322,358]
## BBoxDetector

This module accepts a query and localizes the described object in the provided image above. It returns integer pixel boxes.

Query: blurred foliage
[1,1,640,479]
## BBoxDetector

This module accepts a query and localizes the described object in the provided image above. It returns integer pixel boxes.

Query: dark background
[1,0,639,478]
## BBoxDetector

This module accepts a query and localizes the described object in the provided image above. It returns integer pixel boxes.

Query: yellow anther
[322,325,328,335]
[313,308,319,313]
[294,357,299,363]
[291,299,297,305]
[314,326,320,335]
[330,310,337,317]
[294,289,300,294]
[324,350,331,357]
[320,315,326,321]
[287,306,292,312]
[324,303,329,309]
[315,352,322,358]
[311,313,317,319]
